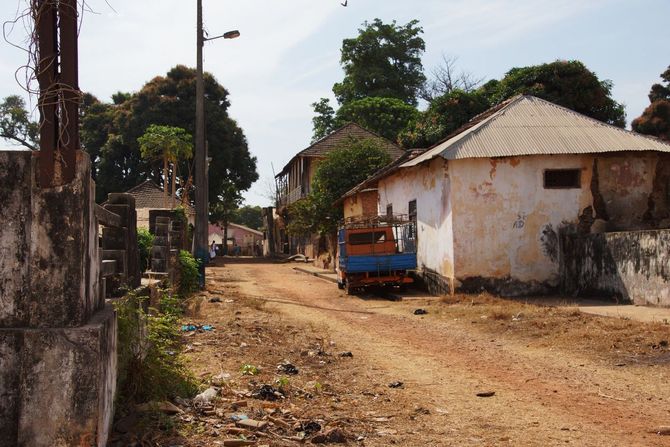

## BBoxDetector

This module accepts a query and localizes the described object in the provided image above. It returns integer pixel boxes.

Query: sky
[1,0,669,206]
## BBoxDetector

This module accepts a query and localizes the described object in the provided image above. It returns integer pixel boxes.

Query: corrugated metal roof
[403,95,670,168]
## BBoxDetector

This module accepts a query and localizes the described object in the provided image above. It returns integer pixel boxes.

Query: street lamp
[195,0,239,288]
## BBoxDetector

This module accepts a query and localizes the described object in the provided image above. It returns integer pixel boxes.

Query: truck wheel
[345,279,354,295]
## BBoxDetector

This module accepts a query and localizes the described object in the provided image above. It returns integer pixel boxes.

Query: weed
[275,376,291,390]
[240,364,260,376]
[137,228,155,273]
[114,290,198,410]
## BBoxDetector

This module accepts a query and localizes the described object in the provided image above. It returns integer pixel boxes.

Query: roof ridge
[527,95,670,145]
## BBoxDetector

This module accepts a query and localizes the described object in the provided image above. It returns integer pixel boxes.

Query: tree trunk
[171,162,177,209]
[163,156,168,209]
[223,220,229,256]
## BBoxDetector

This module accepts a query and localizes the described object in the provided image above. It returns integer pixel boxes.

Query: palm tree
[138,124,193,208]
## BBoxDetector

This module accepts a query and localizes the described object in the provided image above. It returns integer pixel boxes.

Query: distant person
[209,241,217,260]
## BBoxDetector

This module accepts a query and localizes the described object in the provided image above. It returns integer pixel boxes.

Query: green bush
[137,228,155,273]
[177,250,200,295]
[114,290,197,407]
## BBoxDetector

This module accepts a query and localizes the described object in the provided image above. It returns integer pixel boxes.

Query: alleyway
[180,259,670,446]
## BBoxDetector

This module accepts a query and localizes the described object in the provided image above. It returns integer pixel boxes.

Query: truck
[337,215,417,294]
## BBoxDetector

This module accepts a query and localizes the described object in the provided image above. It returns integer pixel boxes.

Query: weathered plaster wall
[344,189,379,219]
[378,158,454,281]
[373,151,669,296]
[0,150,117,446]
[595,153,670,230]
[561,229,670,306]
[450,155,595,293]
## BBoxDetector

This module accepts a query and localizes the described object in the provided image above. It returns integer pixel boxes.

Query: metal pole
[195,0,208,288]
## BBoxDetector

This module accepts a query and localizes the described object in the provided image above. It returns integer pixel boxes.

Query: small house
[343,95,670,298]
[123,180,195,229]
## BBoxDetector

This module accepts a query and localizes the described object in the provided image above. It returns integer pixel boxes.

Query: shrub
[137,228,155,273]
[177,250,200,295]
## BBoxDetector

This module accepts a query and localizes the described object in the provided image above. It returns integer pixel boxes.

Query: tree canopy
[0,95,38,150]
[400,60,628,148]
[632,66,670,142]
[336,97,419,142]
[287,138,392,235]
[333,19,426,106]
[138,124,193,208]
[488,60,626,127]
[311,18,425,142]
[82,65,258,203]
[231,205,263,230]
[399,89,490,148]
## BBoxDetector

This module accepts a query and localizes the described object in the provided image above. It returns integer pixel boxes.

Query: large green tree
[488,60,626,127]
[335,97,419,142]
[399,89,491,148]
[0,95,38,150]
[334,19,426,106]
[632,66,670,142]
[400,60,628,149]
[232,205,263,230]
[311,18,425,142]
[287,138,392,235]
[86,65,258,203]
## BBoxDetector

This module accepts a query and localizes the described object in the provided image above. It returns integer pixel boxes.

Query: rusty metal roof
[277,123,405,176]
[123,180,195,213]
[402,95,670,168]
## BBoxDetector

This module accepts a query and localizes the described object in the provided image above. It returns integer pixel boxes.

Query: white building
[345,95,670,295]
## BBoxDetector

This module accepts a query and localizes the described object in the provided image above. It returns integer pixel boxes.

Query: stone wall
[560,229,670,306]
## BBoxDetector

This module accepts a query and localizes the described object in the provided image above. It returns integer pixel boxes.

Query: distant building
[120,180,195,229]
[209,222,263,256]
[274,123,405,258]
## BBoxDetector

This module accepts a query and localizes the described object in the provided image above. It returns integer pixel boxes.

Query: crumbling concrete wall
[450,154,595,294]
[375,151,670,297]
[561,229,670,306]
[0,150,116,446]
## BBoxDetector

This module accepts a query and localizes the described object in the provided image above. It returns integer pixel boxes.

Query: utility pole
[194,1,240,288]
[194,0,208,288]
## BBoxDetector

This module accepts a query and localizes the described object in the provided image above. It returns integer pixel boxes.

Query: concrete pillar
[0,150,116,446]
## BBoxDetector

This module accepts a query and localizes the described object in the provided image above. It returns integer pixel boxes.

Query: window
[544,169,581,189]
[408,200,417,221]
[349,231,387,245]
[386,204,393,217]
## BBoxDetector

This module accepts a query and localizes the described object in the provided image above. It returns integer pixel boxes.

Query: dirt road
[198,259,670,446]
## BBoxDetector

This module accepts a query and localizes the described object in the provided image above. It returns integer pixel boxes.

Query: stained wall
[377,157,454,281]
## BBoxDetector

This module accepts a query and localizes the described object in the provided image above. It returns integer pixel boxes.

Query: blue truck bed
[339,253,417,273]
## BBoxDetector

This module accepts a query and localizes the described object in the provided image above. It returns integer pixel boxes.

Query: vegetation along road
[172,258,670,446]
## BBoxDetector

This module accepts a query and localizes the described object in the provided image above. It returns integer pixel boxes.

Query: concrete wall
[0,150,116,446]
[378,158,454,282]
[561,229,670,306]
[450,155,595,293]
[138,207,194,230]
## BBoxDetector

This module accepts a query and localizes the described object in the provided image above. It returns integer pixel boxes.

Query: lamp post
[195,0,239,288]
